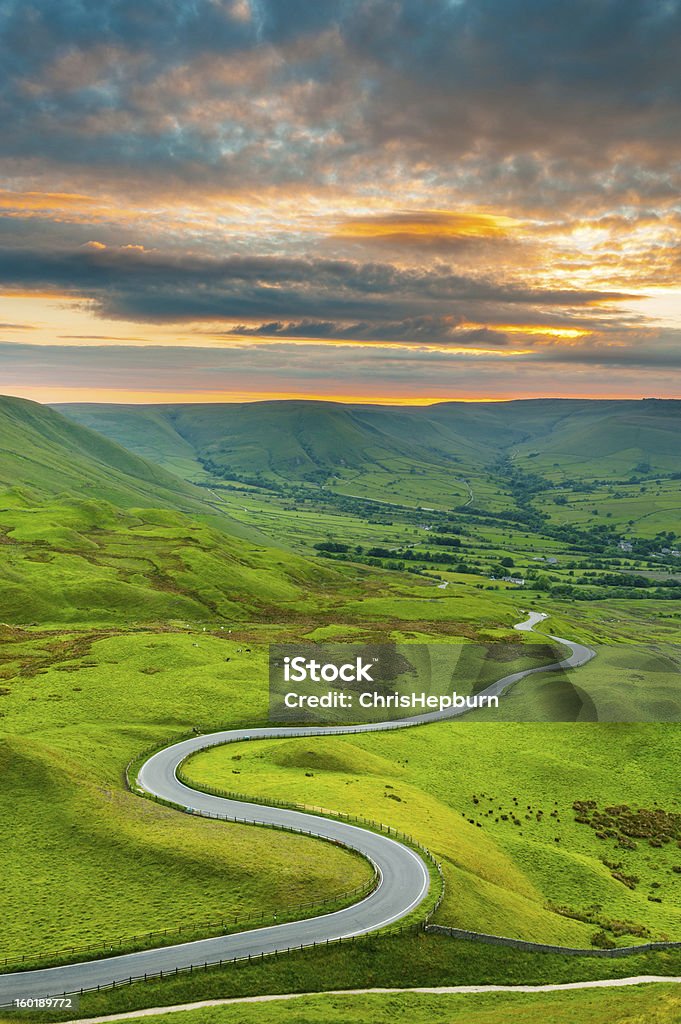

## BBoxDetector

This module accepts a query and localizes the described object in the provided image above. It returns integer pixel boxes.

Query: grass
[0,631,373,960]
[0,396,205,512]
[24,984,681,1024]
[184,722,681,947]
[10,932,681,1022]
[0,416,534,962]
[0,568,523,961]
[57,401,489,506]
[0,487,352,627]
[3,393,681,1018]
[469,643,681,722]
[541,479,681,536]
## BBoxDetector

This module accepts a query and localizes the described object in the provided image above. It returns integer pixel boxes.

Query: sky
[1,0,681,405]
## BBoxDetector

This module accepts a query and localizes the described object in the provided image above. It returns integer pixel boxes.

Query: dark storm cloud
[0,246,626,325]
[1,1,680,190]
[0,0,338,178]
[232,318,510,346]
[345,1,681,142]
[536,338,681,369]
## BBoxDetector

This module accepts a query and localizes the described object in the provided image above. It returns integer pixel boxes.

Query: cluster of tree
[454,506,547,530]
[621,532,678,556]
[529,577,681,601]
[313,543,478,576]
[433,520,464,534]
[197,458,285,493]
[574,572,681,590]
[365,546,463,565]
[429,535,462,548]
[314,539,468,565]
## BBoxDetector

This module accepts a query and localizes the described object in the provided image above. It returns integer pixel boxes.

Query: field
[1,395,681,1019]
[7,932,681,1023]
[185,721,681,947]
[22,984,678,1024]
[1,630,374,959]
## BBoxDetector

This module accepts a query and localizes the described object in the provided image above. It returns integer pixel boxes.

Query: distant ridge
[55,397,681,486]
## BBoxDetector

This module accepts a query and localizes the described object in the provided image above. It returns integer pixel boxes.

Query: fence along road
[0,613,595,1003]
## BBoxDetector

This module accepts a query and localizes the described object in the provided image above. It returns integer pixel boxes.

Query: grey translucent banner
[269,642,681,723]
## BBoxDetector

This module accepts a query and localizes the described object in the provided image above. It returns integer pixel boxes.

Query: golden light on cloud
[336,209,522,240]
[0,189,98,211]
[226,332,531,356]
[460,322,593,339]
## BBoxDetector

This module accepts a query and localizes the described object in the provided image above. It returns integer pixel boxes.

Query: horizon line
[2,391,676,410]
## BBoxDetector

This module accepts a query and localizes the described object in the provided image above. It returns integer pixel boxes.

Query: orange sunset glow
[0,1,680,404]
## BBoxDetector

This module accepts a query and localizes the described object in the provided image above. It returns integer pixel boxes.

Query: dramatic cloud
[0,245,628,326]
[2,0,681,195]
[231,318,510,347]
[3,336,681,408]
[0,1,679,401]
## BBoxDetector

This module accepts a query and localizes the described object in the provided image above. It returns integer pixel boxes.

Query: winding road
[0,612,596,1005]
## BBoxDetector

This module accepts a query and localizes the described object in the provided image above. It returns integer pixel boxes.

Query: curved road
[0,612,595,1004]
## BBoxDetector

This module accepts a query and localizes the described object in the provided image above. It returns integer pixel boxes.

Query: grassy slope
[3,394,681,1010]
[0,629,380,960]
[0,400,532,956]
[185,720,681,947]
[0,397,397,956]
[0,578,526,958]
[47,404,209,482]
[0,488,347,627]
[513,401,681,478]
[15,933,681,1022]
[0,397,374,628]
[57,397,681,490]
[0,483,537,958]
[0,394,277,552]
[38,984,681,1024]
[0,396,206,510]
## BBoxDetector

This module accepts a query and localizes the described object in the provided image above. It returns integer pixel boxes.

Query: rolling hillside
[0,395,209,510]
[57,398,681,491]
[0,395,345,625]
[510,401,681,479]
[55,400,487,484]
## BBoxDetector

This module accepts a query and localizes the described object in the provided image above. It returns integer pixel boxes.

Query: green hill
[57,398,681,485]
[0,395,211,510]
[0,395,347,625]
[511,400,681,479]
[55,400,485,482]
[56,397,681,514]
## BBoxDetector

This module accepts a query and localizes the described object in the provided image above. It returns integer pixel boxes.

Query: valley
[0,394,679,1019]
